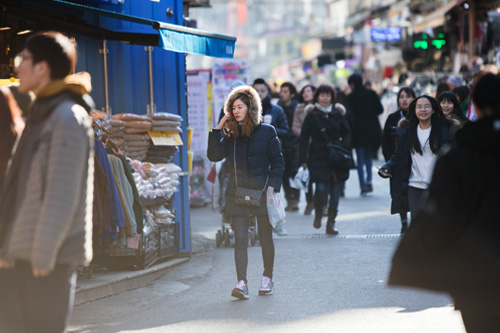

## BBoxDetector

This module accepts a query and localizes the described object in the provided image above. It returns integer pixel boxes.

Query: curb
[75,257,189,305]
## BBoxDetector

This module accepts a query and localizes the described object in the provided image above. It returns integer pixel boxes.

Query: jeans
[232,214,274,282]
[355,146,373,191]
[14,261,76,333]
[314,181,340,214]
[408,186,425,222]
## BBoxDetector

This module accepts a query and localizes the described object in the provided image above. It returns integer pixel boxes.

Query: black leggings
[232,214,274,283]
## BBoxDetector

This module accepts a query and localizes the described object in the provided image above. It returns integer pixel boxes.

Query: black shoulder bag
[313,114,353,172]
[233,140,268,207]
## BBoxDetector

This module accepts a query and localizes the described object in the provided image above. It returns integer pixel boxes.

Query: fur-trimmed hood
[305,103,346,116]
[223,85,262,125]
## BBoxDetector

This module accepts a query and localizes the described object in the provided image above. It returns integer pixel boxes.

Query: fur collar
[223,85,262,125]
[305,103,346,116]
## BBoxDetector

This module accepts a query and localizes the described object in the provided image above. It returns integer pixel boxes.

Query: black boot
[326,210,339,235]
[313,204,323,229]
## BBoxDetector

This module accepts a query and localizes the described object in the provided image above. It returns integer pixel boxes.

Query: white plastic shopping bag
[290,166,309,192]
[266,187,286,228]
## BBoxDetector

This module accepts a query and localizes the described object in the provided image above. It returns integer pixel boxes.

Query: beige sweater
[5,99,94,271]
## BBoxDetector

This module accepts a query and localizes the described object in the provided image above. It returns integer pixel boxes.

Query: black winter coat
[382,109,406,162]
[389,113,500,316]
[207,124,284,217]
[261,96,289,139]
[298,108,351,183]
[347,87,383,148]
[381,124,450,215]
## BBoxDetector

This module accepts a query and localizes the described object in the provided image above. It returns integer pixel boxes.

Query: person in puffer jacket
[208,85,284,300]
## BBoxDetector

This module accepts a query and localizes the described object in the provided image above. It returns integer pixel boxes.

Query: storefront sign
[370,27,402,42]
[148,131,183,146]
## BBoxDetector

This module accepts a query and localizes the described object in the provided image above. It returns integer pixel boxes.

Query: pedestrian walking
[381,87,415,234]
[207,85,284,300]
[252,78,289,236]
[389,73,500,333]
[378,95,451,225]
[0,86,25,333]
[347,74,384,196]
[292,84,316,215]
[277,82,300,212]
[0,31,94,333]
[438,91,468,131]
[298,85,351,235]
[453,85,471,117]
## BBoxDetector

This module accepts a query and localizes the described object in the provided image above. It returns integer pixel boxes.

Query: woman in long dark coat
[207,85,284,300]
[381,87,415,234]
[298,85,351,235]
[389,73,500,332]
[379,95,450,223]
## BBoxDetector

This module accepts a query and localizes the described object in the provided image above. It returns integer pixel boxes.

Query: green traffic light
[431,40,446,49]
[414,40,428,49]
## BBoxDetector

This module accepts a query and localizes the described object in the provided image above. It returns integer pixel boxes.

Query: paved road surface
[68,165,466,333]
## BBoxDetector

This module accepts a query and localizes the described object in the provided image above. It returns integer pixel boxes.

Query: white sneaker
[273,223,288,236]
[259,276,274,296]
[231,280,249,300]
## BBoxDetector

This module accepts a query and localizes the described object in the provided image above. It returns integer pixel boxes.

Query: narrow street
[68,165,465,333]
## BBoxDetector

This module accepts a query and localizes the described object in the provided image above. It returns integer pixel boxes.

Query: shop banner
[211,59,250,128]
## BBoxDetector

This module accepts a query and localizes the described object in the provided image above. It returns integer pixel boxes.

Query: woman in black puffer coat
[207,85,284,300]
[298,85,351,235]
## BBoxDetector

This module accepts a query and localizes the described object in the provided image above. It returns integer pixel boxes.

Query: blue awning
[155,22,235,58]
[3,0,237,59]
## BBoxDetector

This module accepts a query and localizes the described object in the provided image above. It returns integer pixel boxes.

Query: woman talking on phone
[207,85,284,300]
[378,95,451,225]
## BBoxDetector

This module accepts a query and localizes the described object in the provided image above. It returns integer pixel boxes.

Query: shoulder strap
[313,114,334,147]
[233,140,268,191]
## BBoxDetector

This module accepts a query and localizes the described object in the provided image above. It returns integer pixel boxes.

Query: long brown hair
[224,93,255,140]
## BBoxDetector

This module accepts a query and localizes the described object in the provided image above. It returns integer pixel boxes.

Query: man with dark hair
[278,82,300,211]
[252,78,289,234]
[347,73,384,196]
[0,31,94,333]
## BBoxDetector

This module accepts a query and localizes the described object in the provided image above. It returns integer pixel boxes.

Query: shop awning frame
[0,0,236,58]
[413,0,458,33]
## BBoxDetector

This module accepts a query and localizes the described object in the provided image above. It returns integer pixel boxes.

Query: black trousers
[408,186,425,222]
[14,261,76,333]
[232,215,274,283]
[282,150,300,203]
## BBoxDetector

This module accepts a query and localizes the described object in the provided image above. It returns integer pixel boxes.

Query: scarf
[314,103,333,114]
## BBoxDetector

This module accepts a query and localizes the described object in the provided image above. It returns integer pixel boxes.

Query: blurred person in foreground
[0,86,25,332]
[0,31,94,333]
[389,73,500,332]
[347,73,384,196]
[381,87,415,234]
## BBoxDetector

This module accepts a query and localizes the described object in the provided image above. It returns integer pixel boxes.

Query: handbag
[313,115,353,172]
[233,141,268,208]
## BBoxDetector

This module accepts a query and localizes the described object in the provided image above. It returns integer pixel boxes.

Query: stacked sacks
[145,145,178,164]
[111,113,152,161]
[148,112,183,132]
[146,112,183,163]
